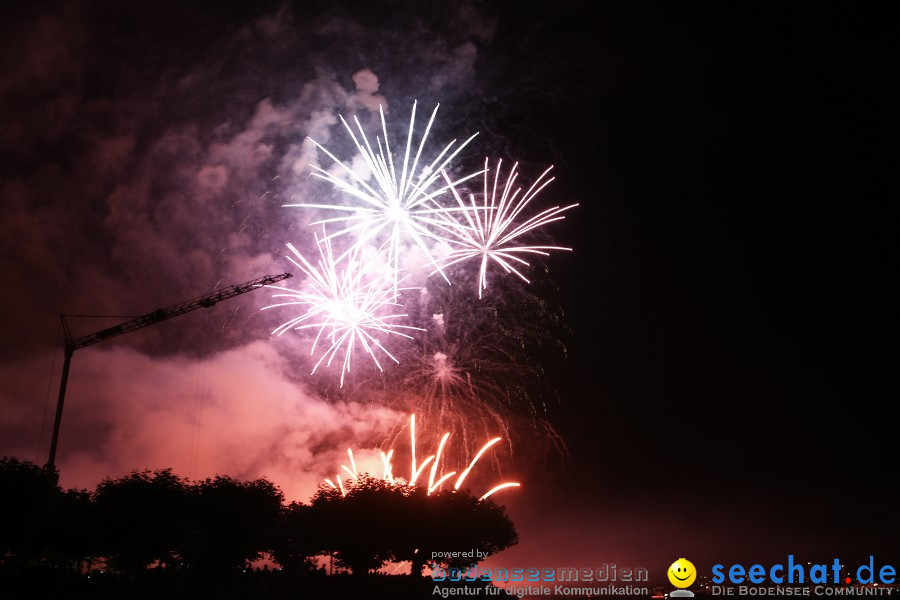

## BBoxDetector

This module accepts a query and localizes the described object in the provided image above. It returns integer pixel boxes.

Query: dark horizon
[1,0,896,586]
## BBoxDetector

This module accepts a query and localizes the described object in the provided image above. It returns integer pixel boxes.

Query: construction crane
[45,272,292,472]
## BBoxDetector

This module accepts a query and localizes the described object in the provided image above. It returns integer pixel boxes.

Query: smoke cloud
[1,342,402,501]
[0,1,499,498]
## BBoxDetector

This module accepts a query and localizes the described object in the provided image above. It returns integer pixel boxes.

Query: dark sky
[514,2,896,571]
[1,0,895,580]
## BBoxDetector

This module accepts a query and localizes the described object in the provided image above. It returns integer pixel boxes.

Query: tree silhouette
[309,476,401,575]
[1,456,519,593]
[43,486,98,571]
[390,486,519,575]
[92,468,190,573]
[0,457,59,564]
[308,475,518,576]
[270,501,322,573]
[179,475,284,572]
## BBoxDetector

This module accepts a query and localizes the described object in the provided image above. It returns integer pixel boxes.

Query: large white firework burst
[262,232,423,386]
[287,101,482,296]
[439,158,579,298]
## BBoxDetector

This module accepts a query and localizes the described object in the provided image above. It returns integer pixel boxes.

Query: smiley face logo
[668,558,697,588]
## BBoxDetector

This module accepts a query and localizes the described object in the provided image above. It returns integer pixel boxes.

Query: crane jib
[46,271,292,472]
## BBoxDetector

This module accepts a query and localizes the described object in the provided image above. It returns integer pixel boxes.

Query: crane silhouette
[46,272,292,472]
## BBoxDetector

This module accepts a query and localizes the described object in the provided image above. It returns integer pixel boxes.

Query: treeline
[0,457,517,578]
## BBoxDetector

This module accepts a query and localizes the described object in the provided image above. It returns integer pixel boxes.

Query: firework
[262,232,423,386]
[271,100,577,458]
[325,414,520,502]
[288,101,483,295]
[439,158,578,298]
[362,272,569,457]
[388,343,514,451]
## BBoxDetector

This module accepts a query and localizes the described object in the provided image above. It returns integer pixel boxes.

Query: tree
[307,476,518,577]
[0,457,60,565]
[92,468,190,573]
[42,486,99,571]
[270,501,322,573]
[309,476,401,575]
[179,475,284,572]
[391,486,518,576]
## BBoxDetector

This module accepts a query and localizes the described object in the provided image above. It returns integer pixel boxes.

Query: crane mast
[46,272,291,472]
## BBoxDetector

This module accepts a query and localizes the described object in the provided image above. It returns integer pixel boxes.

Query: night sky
[1,0,895,583]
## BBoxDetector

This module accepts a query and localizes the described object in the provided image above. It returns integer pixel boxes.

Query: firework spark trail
[287,101,483,296]
[371,274,568,458]
[439,158,579,298]
[262,231,423,386]
[479,482,521,500]
[324,414,519,501]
